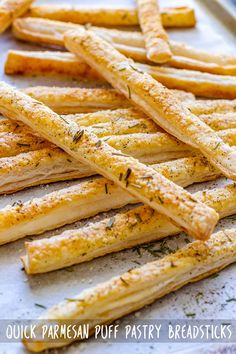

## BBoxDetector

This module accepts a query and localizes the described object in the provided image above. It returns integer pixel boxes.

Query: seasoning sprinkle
[119,172,123,181]
[65,298,85,302]
[95,140,102,148]
[127,85,131,99]
[73,129,84,143]
[124,168,132,181]
[158,196,164,204]
[17,143,30,147]
[120,277,129,286]
[34,303,47,309]
[130,64,143,74]
[213,142,221,150]
[105,183,108,194]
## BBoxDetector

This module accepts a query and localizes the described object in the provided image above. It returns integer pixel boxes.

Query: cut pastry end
[147,39,172,63]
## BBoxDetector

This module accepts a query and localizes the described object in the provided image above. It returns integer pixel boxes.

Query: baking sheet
[0,0,236,353]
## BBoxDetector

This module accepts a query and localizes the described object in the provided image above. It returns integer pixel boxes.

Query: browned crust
[136,0,172,63]
[12,18,236,67]
[23,228,236,351]
[64,29,236,180]
[28,5,196,28]
[0,0,33,33]
[22,182,236,274]
[0,82,219,240]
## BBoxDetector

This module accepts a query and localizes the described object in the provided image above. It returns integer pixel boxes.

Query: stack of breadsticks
[0,0,236,352]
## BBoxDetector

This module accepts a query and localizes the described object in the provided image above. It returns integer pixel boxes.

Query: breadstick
[24,85,195,114]
[0,0,33,34]
[65,29,236,179]
[0,82,218,240]
[24,85,236,117]
[136,0,172,63]
[1,107,235,159]
[1,127,235,195]
[29,5,196,28]
[22,183,236,274]
[6,50,236,81]
[1,155,220,246]
[23,228,236,352]
[13,18,236,66]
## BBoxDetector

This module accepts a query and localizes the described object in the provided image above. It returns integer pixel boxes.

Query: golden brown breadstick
[22,183,236,274]
[1,155,219,246]
[13,18,236,66]
[24,86,130,114]
[0,0,33,34]
[0,82,218,240]
[29,5,196,28]
[23,228,236,352]
[1,128,235,195]
[136,0,172,63]
[65,29,236,179]
[7,49,236,79]
[23,85,194,114]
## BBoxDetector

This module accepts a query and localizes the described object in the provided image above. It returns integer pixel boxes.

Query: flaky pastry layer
[0,82,218,240]
[23,228,236,351]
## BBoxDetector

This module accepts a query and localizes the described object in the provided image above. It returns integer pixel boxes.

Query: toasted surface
[0,0,33,33]
[22,183,236,274]
[0,155,221,246]
[136,0,172,63]
[28,5,196,27]
[0,82,219,240]
[12,17,236,66]
[23,228,236,351]
[65,29,236,179]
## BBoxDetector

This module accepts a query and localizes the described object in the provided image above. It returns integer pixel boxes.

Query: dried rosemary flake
[95,140,102,148]
[141,175,153,179]
[213,142,221,150]
[106,216,115,229]
[34,303,47,309]
[120,277,129,286]
[158,196,164,204]
[118,67,126,71]
[119,172,123,181]
[124,168,132,181]
[17,143,30,147]
[127,85,131,99]
[130,64,143,74]
[73,129,84,143]
[105,183,108,194]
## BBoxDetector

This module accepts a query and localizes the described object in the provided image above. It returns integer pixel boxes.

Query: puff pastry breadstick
[24,86,130,114]
[65,30,236,179]
[1,128,235,195]
[136,0,172,63]
[7,50,236,80]
[23,228,236,352]
[1,156,221,246]
[13,18,236,67]
[0,82,218,240]
[1,109,235,159]
[29,5,196,28]
[24,86,236,116]
[22,183,236,274]
[24,85,195,114]
[0,0,33,34]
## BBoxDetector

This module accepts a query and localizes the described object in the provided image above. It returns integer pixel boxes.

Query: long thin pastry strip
[1,128,235,195]
[1,108,235,159]
[23,228,236,352]
[6,50,236,79]
[22,183,236,274]
[13,18,236,66]
[65,30,236,179]
[0,82,218,240]
[0,0,33,34]
[24,85,195,114]
[24,85,236,117]
[136,0,172,63]
[1,155,220,246]
[29,5,196,28]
